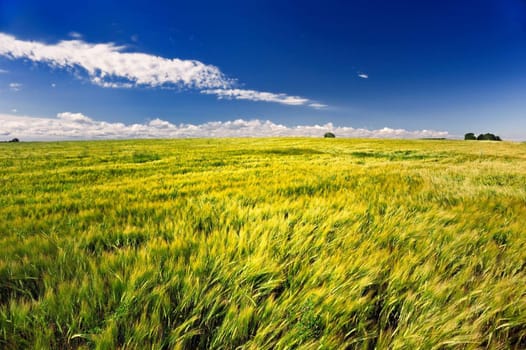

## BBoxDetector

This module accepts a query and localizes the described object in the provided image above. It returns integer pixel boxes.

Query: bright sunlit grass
[1,138,525,349]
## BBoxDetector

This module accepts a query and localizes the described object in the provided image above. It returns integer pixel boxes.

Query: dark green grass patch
[350,150,433,161]
[131,152,161,163]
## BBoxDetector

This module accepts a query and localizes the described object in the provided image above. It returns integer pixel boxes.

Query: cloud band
[0,112,449,141]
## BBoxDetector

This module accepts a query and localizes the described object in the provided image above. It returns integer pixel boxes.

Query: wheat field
[1,138,525,349]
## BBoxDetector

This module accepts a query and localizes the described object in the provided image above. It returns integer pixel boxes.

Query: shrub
[324,132,335,138]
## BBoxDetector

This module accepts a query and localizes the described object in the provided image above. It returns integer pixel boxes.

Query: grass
[0,137,525,349]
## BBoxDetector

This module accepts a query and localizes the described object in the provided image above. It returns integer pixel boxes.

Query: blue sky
[1,0,525,140]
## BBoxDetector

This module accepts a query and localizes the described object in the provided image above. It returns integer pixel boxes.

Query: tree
[8,138,19,143]
[477,133,500,141]
[324,132,335,138]
[468,133,502,141]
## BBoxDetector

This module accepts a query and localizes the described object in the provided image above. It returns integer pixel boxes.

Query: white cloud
[51,83,56,88]
[309,103,328,109]
[68,32,83,39]
[57,112,94,123]
[358,73,368,79]
[0,32,229,89]
[0,112,449,141]
[201,89,309,106]
[0,69,8,74]
[0,33,323,107]
[11,109,17,113]
[9,82,22,91]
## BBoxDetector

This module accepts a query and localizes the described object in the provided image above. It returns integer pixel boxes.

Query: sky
[0,0,525,140]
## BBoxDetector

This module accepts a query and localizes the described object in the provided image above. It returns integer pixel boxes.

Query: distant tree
[477,133,500,141]
[465,132,502,141]
[8,138,19,143]
[324,132,335,138]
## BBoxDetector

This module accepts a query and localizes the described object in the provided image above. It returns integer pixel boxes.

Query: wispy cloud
[358,73,368,79]
[201,89,310,106]
[308,103,328,109]
[0,69,8,74]
[0,33,323,108]
[0,33,228,89]
[68,31,83,39]
[9,82,22,91]
[0,112,449,141]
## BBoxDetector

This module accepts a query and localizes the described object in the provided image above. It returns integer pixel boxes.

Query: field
[1,137,525,349]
